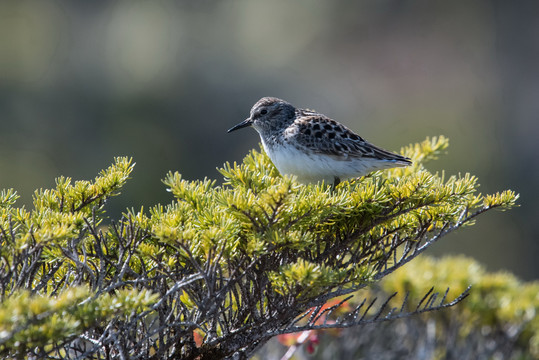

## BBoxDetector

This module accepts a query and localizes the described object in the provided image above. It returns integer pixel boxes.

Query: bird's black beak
[227,118,253,133]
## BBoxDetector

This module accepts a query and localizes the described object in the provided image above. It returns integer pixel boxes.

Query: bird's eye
[260,109,268,115]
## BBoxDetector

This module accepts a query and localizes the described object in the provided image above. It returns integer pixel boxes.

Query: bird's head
[228,97,296,134]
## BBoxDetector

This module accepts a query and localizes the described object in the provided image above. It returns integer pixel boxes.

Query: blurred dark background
[0,1,537,279]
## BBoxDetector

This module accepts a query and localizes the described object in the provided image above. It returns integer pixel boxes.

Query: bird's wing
[290,114,411,164]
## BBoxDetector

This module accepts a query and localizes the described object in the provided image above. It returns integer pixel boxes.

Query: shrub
[0,137,517,359]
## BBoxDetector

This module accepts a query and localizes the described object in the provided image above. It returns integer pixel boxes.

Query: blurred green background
[0,1,537,279]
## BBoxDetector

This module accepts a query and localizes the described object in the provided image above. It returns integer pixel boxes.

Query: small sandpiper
[228,97,411,186]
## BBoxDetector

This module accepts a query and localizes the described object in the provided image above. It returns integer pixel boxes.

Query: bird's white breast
[260,142,353,184]
[260,139,401,184]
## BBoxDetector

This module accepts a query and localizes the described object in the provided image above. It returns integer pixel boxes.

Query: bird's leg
[332,176,341,190]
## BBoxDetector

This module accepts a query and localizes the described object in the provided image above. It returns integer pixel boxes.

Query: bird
[227,97,411,186]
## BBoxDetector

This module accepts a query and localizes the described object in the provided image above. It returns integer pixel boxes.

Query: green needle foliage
[277,255,539,360]
[0,137,517,359]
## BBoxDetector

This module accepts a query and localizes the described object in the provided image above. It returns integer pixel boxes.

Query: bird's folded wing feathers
[291,115,411,164]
